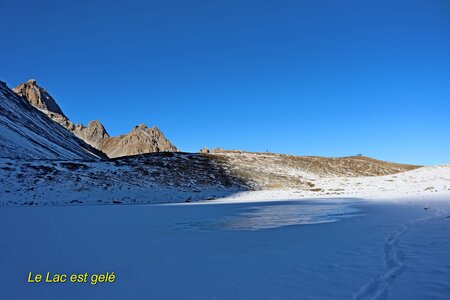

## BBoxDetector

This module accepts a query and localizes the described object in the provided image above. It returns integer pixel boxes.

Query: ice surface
[0,198,449,299]
[176,201,363,231]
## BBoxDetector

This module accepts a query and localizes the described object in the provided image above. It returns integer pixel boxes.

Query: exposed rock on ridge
[13,79,66,117]
[13,80,178,158]
[101,124,178,158]
[0,80,105,160]
[71,120,110,149]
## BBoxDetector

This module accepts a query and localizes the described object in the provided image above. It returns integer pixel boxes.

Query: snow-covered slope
[0,81,105,160]
[217,163,450,202]
[0,152,246,206]
[0,149,447,206]
[205,151,419,189]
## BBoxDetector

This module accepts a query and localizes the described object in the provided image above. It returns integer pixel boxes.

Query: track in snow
[352,209,444,300]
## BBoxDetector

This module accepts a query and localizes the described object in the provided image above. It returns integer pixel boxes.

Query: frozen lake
[1,199,449,299]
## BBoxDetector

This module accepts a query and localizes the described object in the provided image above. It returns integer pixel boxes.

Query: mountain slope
[0,151,424,206]
[204,151,419,189]
[13,80,178,158]
[0,81,105,160]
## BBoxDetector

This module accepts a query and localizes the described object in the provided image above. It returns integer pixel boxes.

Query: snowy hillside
[217,163,450,203]
[206,151,418,189]
[0,81,104,160]
[1,150,442,206]
[0,153,246,206]
[0,87,445,207]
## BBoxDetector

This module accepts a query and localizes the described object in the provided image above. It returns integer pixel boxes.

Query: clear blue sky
[1,0,449,165]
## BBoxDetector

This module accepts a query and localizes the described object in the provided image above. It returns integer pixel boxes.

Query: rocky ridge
[13,80,178,158]
[0,80,105,160]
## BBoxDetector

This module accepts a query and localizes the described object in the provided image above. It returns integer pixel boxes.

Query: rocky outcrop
[0,81,105,160]
[13,79,66,117]
[199,147,210,154]
[100,124,178,158]
[71,120,110,149]
[13,80,178,158]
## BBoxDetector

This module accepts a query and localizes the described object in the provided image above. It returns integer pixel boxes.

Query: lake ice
[0,198,449,299]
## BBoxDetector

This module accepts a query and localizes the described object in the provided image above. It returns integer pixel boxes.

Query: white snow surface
[2,78,450,298]
[0,153,245,206]
[1,160,450,299]
[215,163,450,204]
[0,197,449,299]
[2,157,447,206]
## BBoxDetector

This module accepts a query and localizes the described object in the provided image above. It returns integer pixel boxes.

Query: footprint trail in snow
[353,207,446,300]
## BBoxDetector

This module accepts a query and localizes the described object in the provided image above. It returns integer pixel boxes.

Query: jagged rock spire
[13,79,66,117]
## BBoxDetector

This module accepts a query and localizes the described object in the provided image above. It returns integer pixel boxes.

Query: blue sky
[1,0,449,165]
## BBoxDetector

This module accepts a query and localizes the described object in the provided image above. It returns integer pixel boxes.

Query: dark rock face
[13,80,178,158]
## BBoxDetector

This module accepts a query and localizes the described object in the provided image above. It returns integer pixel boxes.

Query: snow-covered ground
[0,196,449,299]
[1,156,450,299]
[214,163,450,204]
[0,153,245,206]
[1,152,449,206]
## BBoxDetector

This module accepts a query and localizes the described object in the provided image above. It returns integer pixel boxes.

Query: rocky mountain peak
[13,79,66,117]
[133,123,150,131]
[12,79,179,158]
[100,122,177,157]
[88,120,108,134]
[0,81,105,159]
